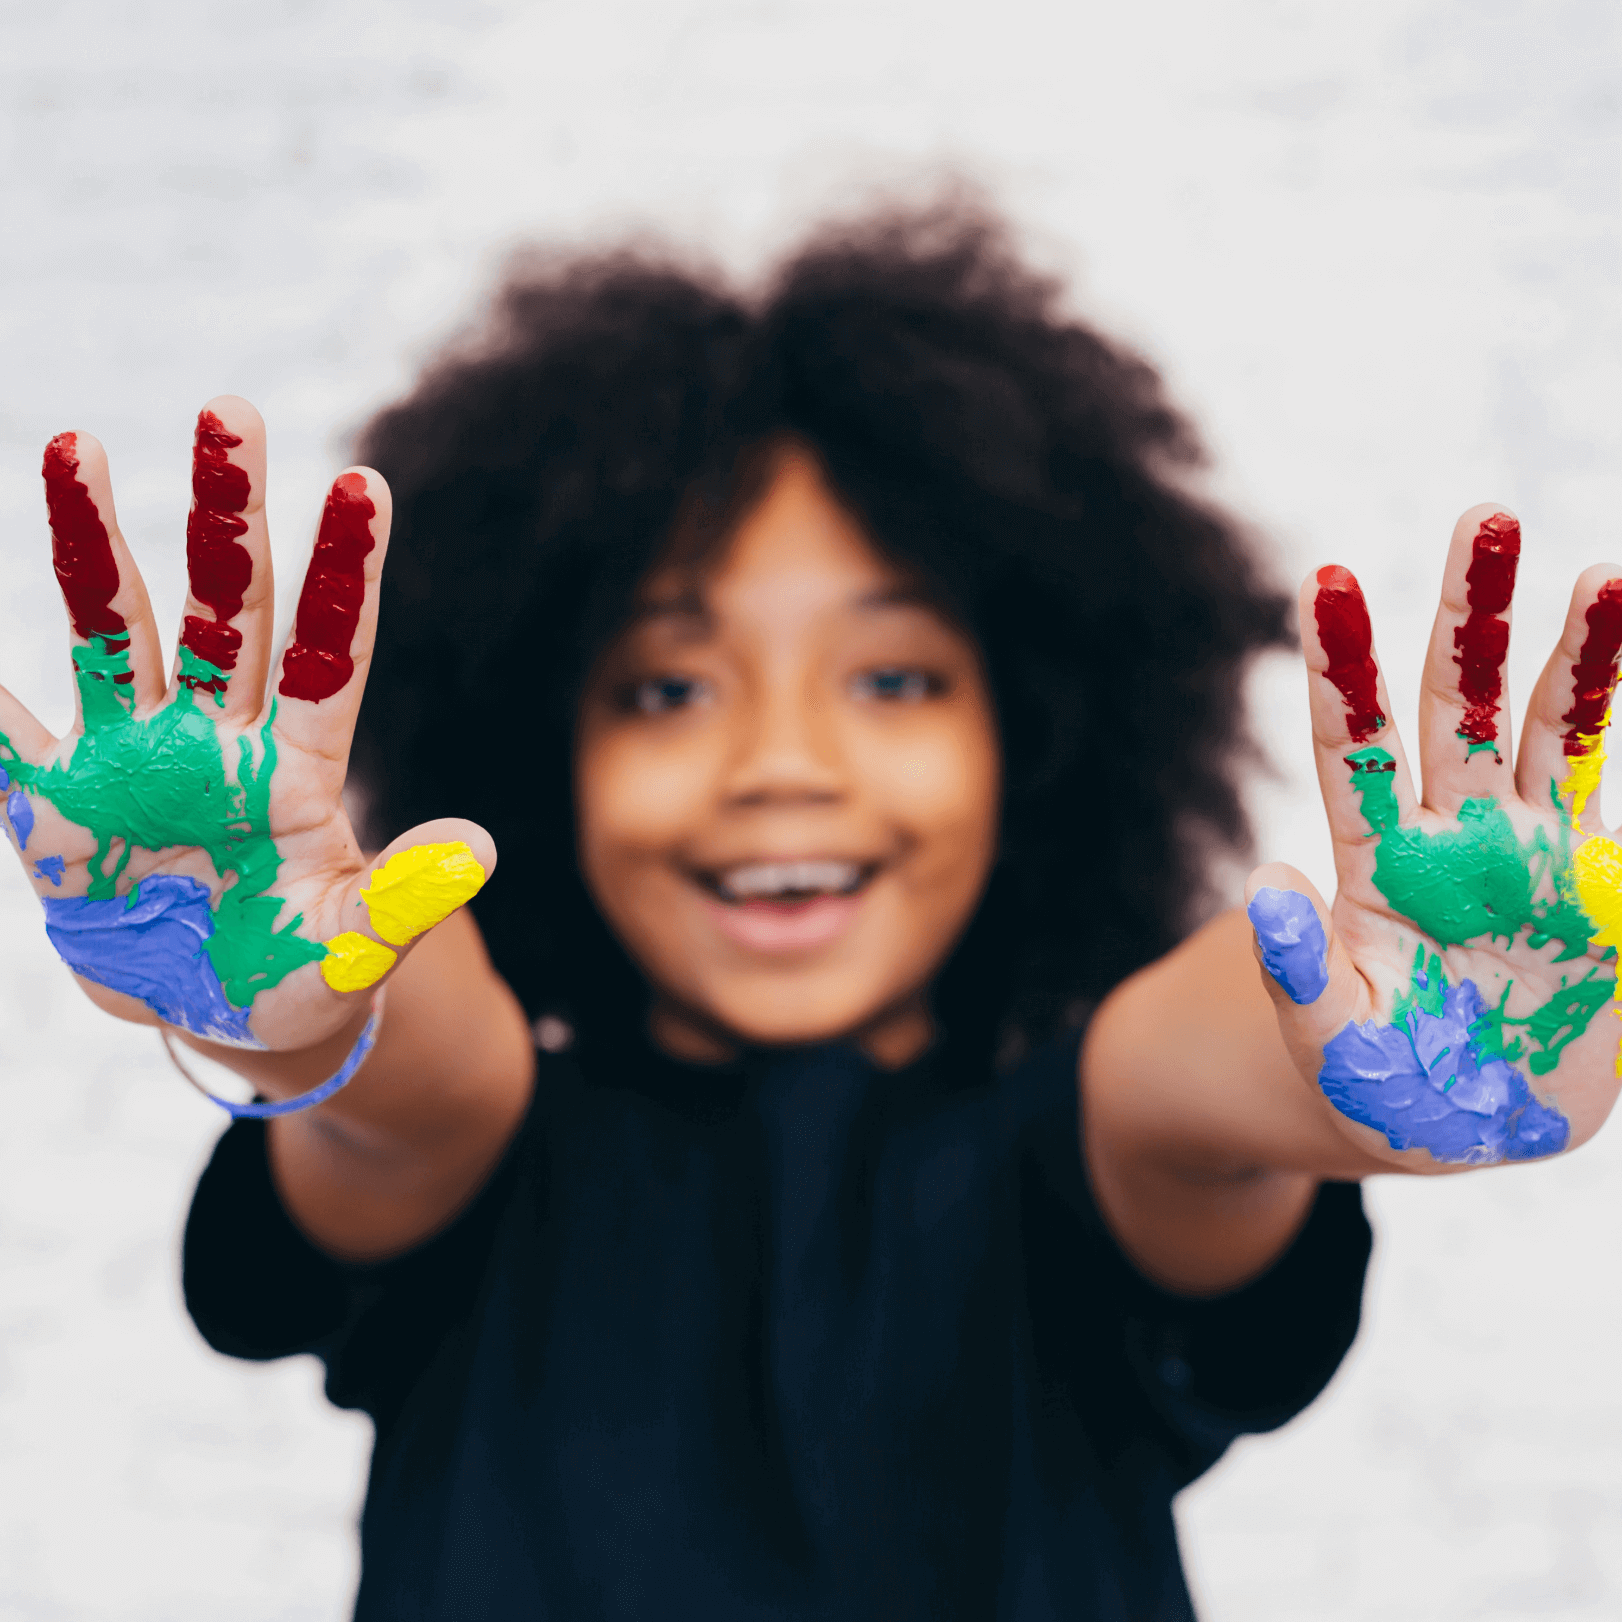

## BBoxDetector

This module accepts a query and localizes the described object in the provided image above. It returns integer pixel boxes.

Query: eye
[625,675,710,715]
[852,667,942,703]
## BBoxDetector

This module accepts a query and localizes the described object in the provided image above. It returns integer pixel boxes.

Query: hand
[1246,505,1622,1167]
[0,398,496,1055]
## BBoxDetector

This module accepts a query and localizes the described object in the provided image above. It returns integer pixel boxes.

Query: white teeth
[716,860,863,901]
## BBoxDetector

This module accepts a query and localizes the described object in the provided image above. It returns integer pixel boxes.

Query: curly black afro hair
[350,203,1290,1069]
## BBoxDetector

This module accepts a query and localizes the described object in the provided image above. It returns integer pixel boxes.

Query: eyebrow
[626,581,937,634]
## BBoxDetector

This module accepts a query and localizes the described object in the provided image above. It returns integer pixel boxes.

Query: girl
[2,208,1617,1620]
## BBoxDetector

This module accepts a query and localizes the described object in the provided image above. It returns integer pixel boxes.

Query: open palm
[1249,505,1622,1167]
[0,398,493,1056]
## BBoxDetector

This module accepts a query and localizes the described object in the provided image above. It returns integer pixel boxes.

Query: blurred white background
[0,0,1618,1616]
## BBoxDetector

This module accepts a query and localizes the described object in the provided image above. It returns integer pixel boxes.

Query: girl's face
[576,447,1001,1066]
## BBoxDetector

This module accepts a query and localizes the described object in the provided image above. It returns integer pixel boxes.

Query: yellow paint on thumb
[361,840,488,947]
[320,931,398,993]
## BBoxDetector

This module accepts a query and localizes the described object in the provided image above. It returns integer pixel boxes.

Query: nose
[720,669,846,809]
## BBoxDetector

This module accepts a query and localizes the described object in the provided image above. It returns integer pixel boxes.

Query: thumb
[319,817,498,996]
[1243,862,1363,1049]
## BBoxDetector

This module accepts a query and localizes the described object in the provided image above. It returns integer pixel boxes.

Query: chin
[708,978,888,1051]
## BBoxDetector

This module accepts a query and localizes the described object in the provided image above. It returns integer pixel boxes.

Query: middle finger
[1415,503,1521,815]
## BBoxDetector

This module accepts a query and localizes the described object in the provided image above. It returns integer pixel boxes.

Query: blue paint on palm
[6,788,33,851]
[43,874,256,1044]
[0,764,9,790]
[1247,886,1329,1004]
[1320,975,1568,1163]
[33,854,65,887]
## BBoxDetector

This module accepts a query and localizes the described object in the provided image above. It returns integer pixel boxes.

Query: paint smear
[1451,512,1520,759]
[43,434,132,698]
[7,789,33,851]
[1247,886,1329,1004]
[1313,566,1384,742]
[178,410,253,699]
[1319,966,1568,1164]
[1558,580,1622,821]
[361,841,487,946]
[1346,747,1592,960]
[320,931,398,993]
[44,874,257,1044]
[279,473,376,703]
[1568,833,1622,1077]
[33,855,64,887]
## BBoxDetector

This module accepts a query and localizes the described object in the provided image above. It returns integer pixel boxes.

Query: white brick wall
[0,2,1617,1614]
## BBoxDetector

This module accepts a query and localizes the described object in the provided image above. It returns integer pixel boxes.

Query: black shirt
[184,1030,1370,1621]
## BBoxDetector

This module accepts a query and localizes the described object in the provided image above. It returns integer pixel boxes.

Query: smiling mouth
[700,859,872,906]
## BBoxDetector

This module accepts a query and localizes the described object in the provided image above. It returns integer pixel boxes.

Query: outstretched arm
[0,399,533,1262]
[1084,504,1622,1295]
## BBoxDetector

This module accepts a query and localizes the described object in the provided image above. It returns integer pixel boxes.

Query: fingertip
[338,465,392,527]
[1452,501,1517,542]
[200,395,265,436]
[1244,864,1332,1006]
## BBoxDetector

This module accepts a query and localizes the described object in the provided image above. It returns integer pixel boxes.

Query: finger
[267,468,393,778]
[315,818,497,998]
[1415,504,1520,813]
[173,397,276,722]
[1515,564,1622,830]
[1300,564,1422,876]
[1244,864,1365,1049]
[42,431,168,723]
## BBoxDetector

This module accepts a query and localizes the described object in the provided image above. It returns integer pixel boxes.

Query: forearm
[181,908,535,1259]
[1081,907,1387,1296]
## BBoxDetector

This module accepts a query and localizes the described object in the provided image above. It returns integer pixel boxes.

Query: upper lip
[691,856,878,902]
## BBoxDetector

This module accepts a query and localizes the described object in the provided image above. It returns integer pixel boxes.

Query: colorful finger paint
[43,874,256,1043]
[279,473,376,703]
[1313,566,1384,742]
[44,434,128,646]
[1451,513,1520,759]
[1247,886,1329,1004]
[320,931,398,993]
[1319,950,1568,1164]
[7,789,34,850]
[1558,581,1622,821]
[1319,739,1622,1151]
[178,410,253,702]
[1345,747,1592,963]
[0,443,327,1043]
[33,855,64,887]
[1567,834,1622,1077]
[361,841,487,946]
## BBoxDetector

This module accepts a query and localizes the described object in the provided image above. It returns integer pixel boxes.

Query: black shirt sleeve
[1015,1030,1373,1484]
[183,1106,528,1431]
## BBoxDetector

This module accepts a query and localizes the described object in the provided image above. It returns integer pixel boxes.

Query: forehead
[637,448,909,629]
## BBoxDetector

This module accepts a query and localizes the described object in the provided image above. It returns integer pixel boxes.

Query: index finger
[1302,563,1423,885]
[266,468,393,778]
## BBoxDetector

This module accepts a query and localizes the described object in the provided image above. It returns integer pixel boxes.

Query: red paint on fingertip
[42,432,128,643]
[179,410,253,692]
[278,472,377,703]
[1561,578,1622,753]
[1314,565,1384,742]
[1451,512,1520,755]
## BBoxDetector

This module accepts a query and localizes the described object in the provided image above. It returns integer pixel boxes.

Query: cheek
[856,712,1000,866]
[576,730,717,870]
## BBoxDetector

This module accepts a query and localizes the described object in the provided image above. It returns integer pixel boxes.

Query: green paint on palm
[0,634,324,1007]
[1349,747,1613,1077]
[1346,747,1589,960]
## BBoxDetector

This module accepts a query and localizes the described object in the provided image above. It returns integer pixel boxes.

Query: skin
[5,413,1622,1293]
